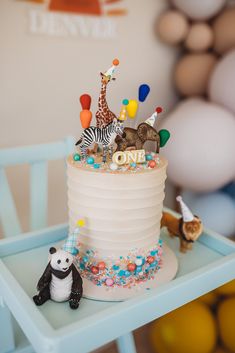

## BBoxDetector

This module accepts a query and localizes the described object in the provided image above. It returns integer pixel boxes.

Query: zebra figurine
[75,118,124,163]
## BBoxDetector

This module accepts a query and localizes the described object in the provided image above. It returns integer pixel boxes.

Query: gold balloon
[174,53,217,96]
[157,10,189,45]
[213,8,235,55]
[126,99,138,119]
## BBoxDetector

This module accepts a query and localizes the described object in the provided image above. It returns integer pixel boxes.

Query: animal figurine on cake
[75,118,124,163]
[115,107,170,153]
[95,59,119,129]
[161,196,203,253]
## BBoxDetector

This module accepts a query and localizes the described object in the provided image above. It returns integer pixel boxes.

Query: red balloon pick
[156,107,163,113]
[80,94,91,110]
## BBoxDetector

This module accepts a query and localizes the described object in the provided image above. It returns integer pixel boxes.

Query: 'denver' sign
[19,0,127,39]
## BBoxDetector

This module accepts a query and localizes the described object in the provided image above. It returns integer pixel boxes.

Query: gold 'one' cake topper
[112,149,146,165]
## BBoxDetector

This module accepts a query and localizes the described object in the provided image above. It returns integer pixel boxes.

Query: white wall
[0,0,178,233]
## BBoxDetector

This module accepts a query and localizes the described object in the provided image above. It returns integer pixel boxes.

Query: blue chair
[0,137,137,353]
[0,137,75,353]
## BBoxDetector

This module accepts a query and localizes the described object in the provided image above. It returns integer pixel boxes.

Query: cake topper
[75,118,124,163]
[118,99,129,121]
[126,99,138,119]
[161,196,203,253]
[115,107,169,153]
[95,58,119,129]
[33,247,83,309]
[138,84,150,102]
[80,94,92,128]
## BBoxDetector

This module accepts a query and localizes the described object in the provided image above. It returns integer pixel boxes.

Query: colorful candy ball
[130,162,137,168]
[105,278,114,287]
[147,256,155,264]
[73,153,81,161]
[146,154,153,161]
[148,160,157,168]
[109,162,118,171]
[135,258,143,266]
[97,261,106,270]
[91,266,99,275]
[127,263,136,272]
[86,157,95,164]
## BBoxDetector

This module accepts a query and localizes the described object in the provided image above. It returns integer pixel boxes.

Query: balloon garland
[149,2,235,352]
[155,1,235,236]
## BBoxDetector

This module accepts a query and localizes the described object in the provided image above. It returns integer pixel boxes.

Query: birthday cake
[66,59,178,301]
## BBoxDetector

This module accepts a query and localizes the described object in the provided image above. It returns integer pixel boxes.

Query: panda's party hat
[62,219,85,255]
[145,107,162,127]
[176,196,194,222]
[104,58,119,78]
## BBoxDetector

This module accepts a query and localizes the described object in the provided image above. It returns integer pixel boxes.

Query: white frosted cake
[65,59,177,301]
[67,152,177,301]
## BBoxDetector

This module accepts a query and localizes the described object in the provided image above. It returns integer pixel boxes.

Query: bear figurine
[33,247,83,309]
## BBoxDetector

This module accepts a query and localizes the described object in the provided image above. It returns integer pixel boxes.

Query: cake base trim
[81,243,178,301]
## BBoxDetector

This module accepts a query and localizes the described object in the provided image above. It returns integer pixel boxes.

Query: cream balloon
[184,23,214,52]
[172,0,226,20]
[182,191,235,237]
[160,98,235,192]
[174,53,217,96]
[157,10,189,45]
[209,50,235,116]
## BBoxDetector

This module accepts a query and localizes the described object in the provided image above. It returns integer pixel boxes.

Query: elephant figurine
[115,123,170,153]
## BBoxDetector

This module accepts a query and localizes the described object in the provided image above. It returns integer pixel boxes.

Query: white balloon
[209,49,235,116]
[172,0,226,20]
[182,191,235,237]
[160,98,235,192]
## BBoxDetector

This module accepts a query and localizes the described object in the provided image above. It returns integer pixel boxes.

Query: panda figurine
[33,247,83,309]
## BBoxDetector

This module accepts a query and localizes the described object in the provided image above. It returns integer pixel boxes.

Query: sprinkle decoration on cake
[66,59,177,301]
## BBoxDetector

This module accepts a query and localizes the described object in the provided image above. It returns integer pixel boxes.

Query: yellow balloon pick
[126,99,138,119]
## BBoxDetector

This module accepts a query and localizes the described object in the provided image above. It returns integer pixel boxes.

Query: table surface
[1,223,235,353]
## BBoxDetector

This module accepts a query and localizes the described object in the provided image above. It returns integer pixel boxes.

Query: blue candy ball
[93,163,100,169]
[146,154,153,161]
[136,266,142,273]
[112,265,120,271]
[118,270,125,277]
[125,270,131,277]
[86,157,95,164]
[130,162,137,168]
[83,256,88,263]
[80,262,85,270]
[73,153,81,161]
[150,261,157,267]
[71,248,79,256]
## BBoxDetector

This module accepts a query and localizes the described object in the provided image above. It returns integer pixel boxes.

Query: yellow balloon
[216,280,235,296]
[197,291,218,306]
[218,297,235,352]
[126,99,138,119]
[149,301,217,353]
[213,347,231,353]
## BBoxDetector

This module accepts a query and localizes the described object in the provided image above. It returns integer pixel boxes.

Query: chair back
[0,137,75,237]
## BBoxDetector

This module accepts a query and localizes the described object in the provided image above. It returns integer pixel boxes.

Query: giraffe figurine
[96,59,119,128]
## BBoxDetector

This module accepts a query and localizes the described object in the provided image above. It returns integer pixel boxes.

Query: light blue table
[0,223,235,353]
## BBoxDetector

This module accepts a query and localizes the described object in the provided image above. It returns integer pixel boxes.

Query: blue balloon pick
[138,84,150,102]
